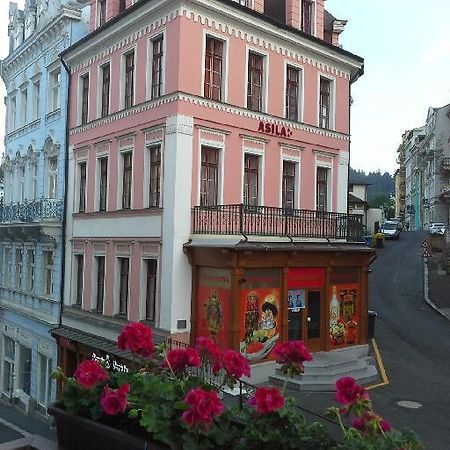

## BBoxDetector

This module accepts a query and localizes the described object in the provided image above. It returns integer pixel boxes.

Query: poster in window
[288,289,305,311]
[197,267,231,349]
[239,269,281,362]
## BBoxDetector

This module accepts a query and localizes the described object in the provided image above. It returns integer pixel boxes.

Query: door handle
[307,317,311,322]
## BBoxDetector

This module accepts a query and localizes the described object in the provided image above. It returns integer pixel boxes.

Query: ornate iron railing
[191,204,364,241]
[441,157,450,170]
[0,198,63,223]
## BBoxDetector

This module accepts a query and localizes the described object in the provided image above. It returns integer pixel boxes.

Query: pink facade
[61,0,363,349]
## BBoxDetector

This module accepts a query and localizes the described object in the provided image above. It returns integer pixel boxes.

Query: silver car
[429,222,446,235]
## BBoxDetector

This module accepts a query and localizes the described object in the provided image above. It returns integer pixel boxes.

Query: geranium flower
[100,384,130,416]
[196,336,222,364]
[352,412,391,434]
[274,340,313,375]
[248,387,285,414]
[117,322,155,359]
[163,348,201,373]
[74,360,109,389]
[182,388,224,431]
[335,376,369,406]
[220,349,251,380]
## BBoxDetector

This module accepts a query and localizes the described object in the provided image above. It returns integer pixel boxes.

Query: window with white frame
[10,94,17,131]
[200,146,219,207]
[94,255,105,312]
[204,36,224,101]
[124,51,135,109]
[97,0,106,26]
[31,163,38,199]
[78,161,87,213]
[319,77,332,129]
[149,145,161,207]
[98,156,108,211]
[75,254,84,306]
[118,257,129,316]
[20,85,28,126]
[301,0,314,35]
[282,161,296,209]
[27,248,35,292]
[122,152,133,209]
[286,66,300,122]
[151,35,164,100]
[145,259,157,321]
[18,165,25,203]
[2,336,15,396]
[37,353,53,407]
[42,249,54,297]
[100,63,110,118]
[32,79,40,120]
[48,68,61,112]
[247,52,264,112]
[47,157,58,198]
[14,248,23,290]
[18,344,31,396]
[243,153,260,206]
[80,73,89,125]
[3,248,11,287]
[316,166,329,212]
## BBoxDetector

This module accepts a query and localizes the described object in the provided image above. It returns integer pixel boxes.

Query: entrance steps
[269,344,378,391]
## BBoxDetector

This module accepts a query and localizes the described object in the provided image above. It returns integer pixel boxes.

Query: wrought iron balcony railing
[191,204,364,241]
[0,198,63,223]
[440,157,450,171]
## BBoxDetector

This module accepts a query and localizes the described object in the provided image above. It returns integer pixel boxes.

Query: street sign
[422,249,432,258]
[421,240,432,251]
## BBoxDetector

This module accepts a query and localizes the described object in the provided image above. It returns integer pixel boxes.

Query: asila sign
[257,121,293,138]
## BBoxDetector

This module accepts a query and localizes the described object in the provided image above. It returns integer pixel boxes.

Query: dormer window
[119,0,126,13]
[301,0,314,35]
[98,0,106,26]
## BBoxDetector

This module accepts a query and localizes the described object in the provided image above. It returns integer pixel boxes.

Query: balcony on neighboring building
[439,185,450,199]
[440,157,450,172]
[191,204,364,241]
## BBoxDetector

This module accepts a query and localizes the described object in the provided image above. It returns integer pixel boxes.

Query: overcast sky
[1,1,450,175]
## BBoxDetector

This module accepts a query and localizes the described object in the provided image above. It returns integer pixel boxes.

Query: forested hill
[349,168,395,203]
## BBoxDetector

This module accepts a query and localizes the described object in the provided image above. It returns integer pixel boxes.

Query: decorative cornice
[70,92,349,142]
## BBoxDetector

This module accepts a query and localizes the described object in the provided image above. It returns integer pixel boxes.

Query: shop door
[287,290,323,351]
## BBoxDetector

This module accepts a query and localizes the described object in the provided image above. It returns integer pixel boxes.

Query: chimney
[285,0,300,29]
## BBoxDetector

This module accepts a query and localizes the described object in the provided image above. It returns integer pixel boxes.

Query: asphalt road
[369,230,450,450]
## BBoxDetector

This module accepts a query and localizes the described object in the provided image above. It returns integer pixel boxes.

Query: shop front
[186,241,375,364]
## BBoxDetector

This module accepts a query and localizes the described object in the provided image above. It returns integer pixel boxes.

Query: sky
[1,1,450,174]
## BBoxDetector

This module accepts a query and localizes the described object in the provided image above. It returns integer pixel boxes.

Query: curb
[423,259,449,320]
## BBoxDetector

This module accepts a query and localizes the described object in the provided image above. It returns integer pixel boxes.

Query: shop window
[200,146,219,207]
[18,344,31,396]
[151,35,164,100]
[37,353,53,407]
[149,145,161,207]
[316,167,328,212]
[247,52,264,112]
[282,161,296,209]
[204,36,223,101]
[286,66,300,122]
[243,153,260,207]
[145,259,157,321]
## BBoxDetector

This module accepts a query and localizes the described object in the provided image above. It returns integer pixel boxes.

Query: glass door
[2,336,15,397]
[305,290,322,351]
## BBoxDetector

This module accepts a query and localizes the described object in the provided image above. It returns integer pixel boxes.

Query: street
[369,231,450,449]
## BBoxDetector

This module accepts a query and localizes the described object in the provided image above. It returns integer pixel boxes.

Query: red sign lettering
[257,121,293,138]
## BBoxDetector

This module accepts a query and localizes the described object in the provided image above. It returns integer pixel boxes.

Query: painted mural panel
[239,269,281,362]
[197,267,232,349]
[328,268,360,347]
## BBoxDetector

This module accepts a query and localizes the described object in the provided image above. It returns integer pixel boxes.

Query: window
[151,36,164,100]
[100,64,110,117]
[124,51,135,109]
[27,249,35,292]
[18,345,31,396]
[2,336,15,396]
[98,157,108,211]
[42,250,54,297]
[243,154,259,206]
[31,163,38,199]
[20,86,28,126]
[200,147,219,206]
[118,258,129,316]
[316,167,328,212]
[75,254,84,306]
[95,256,105,312]
[47,157,57,198]
[18,166,25,203]
[14,248,22,290]
[301,0,313,35]
[78,162,87,213]
[247,52,264,112]
[282,161,296,209]
[80,74,89,125]
[3,248,11,287]
[37,354,52,407]
[319,77,331,129]
[98,0,106,26]
[122,152,132,209]
[119,0,126,13]
[204,37,223,101]
[149,146,161,207]
[286,66,300,121]
[145,259,157,321]
[33,80,40,120]
[10,95,17,131]
[49,69,61,111]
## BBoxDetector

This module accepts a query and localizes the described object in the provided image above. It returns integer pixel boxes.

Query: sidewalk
[424,253,450,320]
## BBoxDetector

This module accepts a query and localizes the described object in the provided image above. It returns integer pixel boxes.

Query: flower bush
[53,321,423,450]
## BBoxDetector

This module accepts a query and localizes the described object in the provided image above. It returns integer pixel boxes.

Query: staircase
[269,344,378,392]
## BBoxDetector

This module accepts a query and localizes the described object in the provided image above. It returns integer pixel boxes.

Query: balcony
[0,198,63,224]
[440,185,450,199]
[440,157,450,171]
[191,204,364,241]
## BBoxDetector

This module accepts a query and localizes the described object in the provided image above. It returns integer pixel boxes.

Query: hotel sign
[257,121,293,138]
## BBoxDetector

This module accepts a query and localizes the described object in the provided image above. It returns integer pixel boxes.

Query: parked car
[429,222,446,235]
[380,221,401,240]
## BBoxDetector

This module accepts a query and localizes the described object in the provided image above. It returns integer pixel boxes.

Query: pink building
[55,0,374,381]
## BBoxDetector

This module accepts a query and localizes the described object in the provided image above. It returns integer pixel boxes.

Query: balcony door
[288,289,323,351]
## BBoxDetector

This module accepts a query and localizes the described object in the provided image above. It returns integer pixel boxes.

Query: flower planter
[48,404,169,450]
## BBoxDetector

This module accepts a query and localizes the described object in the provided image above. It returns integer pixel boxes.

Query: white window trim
[201,30,229,103]
[316,73,336,130]
[97,61,111,119]
[146,30,166,101]
[75,159,88,213]
[42,248,55,299]
[314,157,334,212]
[283,60,304,123]
[91,253,106,313]
[19,84,28,127]
[114,255,131,317]
[120,47,137,110]
[244,46,269,113]
[96,0,107,27]
[31,75,41,121]
[241,146,265,205]
[94,153,110,212]
[117,148,134,210]
[300,0,317,36]
[139,256,160,322]
[279,151,301,209]
[47,64,61,113]
[36,352,53,408]
[143,141,164,208]
[77,71,90,126]
[25,246,35,293]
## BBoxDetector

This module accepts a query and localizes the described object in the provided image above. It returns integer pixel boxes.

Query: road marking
[397,400,422,409]
[366,338,389,390]
[0,417,30,437]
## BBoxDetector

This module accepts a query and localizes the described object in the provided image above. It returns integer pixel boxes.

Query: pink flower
[351,412,391,434]
[335,377,369,406]
[274,341,313,374]
[100,384,130,416]
[182,388,224,431]
[163,348,201,373]
[74,360,109,389]
[248,387,285,414]
[196,337,222,364]
[221,350,251,379]
[117,322,155,359]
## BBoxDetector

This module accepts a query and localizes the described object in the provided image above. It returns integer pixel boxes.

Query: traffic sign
[422,249,432,258]
[421,240,432,250]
